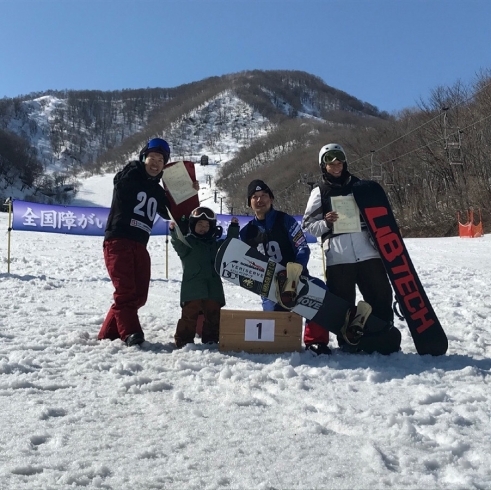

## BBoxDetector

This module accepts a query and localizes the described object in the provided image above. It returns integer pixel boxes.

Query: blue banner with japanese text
[11,200,317,242]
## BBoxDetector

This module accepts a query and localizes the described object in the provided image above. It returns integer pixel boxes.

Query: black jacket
[104,160,170,245]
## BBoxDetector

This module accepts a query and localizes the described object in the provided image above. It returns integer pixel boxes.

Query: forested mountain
[0,70,387,204]
[1,68,490,236]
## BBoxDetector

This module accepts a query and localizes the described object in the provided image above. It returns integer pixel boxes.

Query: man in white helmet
[301,143,401,354]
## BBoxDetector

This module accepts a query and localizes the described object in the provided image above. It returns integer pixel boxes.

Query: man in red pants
[98,138,171,346]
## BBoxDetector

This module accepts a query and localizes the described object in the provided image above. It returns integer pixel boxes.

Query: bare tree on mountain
[0,129,44,192]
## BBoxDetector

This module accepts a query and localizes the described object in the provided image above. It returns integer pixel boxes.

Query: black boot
[305,343,332,356]
[125,332,145,347]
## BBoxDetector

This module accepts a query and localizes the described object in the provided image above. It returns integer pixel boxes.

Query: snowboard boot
[340,301,372,346]
[305,343,332,356]
[275,262,304,309]
[125,332,145,347]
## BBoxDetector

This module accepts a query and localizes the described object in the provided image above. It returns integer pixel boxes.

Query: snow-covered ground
[72,159,229,214]
[1,171,491,489]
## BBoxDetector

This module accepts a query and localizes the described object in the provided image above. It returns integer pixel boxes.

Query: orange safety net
[458,208,484,238]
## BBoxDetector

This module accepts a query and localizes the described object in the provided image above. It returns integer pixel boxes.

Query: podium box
[219,309,302,354]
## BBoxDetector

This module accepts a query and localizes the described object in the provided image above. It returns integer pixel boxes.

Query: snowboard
[162,160,200,226]
[215,238,391,339]
[352,180,448,356]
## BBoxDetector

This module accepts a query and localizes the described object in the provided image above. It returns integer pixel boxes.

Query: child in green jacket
[169,207,239,348]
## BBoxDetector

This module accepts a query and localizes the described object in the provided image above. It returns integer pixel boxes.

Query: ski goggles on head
[147,138,170,153]
[321,150,346,164]
[191,207,216,220]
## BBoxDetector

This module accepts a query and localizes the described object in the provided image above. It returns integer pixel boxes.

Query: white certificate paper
[330,195,362,234]
[162,161,198,205]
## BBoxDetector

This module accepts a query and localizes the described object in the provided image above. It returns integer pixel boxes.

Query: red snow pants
[98,238,150,341]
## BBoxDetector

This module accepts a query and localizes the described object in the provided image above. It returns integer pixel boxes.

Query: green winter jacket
[170,223,239,306]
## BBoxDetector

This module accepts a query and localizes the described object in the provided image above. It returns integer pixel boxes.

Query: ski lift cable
[276,108,491,196]
[350,112,443,166]
[355,110,491,174]
[349,77,491,167]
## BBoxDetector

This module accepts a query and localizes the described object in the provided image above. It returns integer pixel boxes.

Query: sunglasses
[191,207,216,220]
[321,150,346,164]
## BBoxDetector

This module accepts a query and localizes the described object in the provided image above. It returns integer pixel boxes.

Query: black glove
[177,217,189,235]
[245,224,266,248]
[213,225,224,239]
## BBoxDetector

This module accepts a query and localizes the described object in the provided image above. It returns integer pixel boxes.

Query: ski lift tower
[370,150,382,181]
[299,173,318,192]
[442,107,464,165]
[384,160,395,186]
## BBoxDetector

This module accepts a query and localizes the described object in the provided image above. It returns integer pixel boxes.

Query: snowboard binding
[341,301,372,345]
[275,262,307,310]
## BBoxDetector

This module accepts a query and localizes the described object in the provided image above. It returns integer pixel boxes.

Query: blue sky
[1,0,490,113]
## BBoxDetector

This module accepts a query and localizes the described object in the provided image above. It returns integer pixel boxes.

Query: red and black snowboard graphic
[353,180,448,356]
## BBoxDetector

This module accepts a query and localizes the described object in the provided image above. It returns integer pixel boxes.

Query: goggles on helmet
[147,138,170,153]
[190,207,216,220]
[321,150,346,164]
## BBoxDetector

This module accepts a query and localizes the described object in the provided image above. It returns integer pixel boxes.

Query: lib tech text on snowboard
[364,206,434,335]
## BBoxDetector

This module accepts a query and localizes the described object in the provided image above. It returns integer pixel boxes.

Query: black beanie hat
[247,179,274,206]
